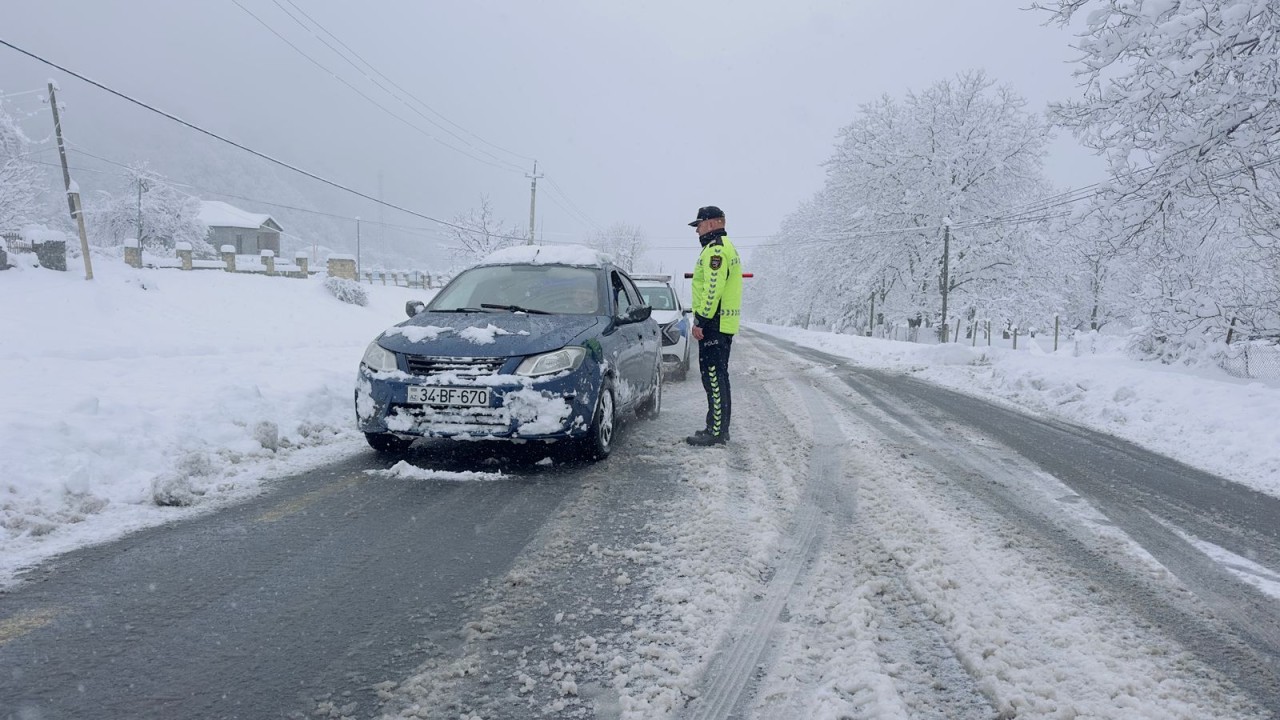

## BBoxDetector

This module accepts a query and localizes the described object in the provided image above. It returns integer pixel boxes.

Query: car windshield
[428,264,602,315]
[637,285,676,310]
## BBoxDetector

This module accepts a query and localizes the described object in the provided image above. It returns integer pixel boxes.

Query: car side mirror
[406,300,427,318]
[624,305,652,323]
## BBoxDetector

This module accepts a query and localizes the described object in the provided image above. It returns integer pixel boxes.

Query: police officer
[686,205,742,446]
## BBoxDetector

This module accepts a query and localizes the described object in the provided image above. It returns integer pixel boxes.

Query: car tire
[676,353,690,382]
[638,363,662,420]
[365,432,412,455]
[579,384,615,461]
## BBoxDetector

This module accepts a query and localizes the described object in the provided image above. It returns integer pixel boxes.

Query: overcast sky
[2,0,1104,275]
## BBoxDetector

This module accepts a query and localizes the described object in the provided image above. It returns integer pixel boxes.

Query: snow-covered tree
[89,164,211,253]
[1038,0,1280,350]
[0,99,43,233]
[448,195,522,264]
[758,71,1054,338]
[587,222,645,271]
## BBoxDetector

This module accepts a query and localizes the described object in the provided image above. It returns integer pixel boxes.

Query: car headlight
[661,320,682,345]
[515,346,586,377]
[361,341,399,372]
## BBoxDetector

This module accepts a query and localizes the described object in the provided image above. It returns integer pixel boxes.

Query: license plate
[407,386,490,407]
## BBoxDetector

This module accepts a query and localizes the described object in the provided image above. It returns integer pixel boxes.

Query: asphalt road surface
[2,329,1278,719]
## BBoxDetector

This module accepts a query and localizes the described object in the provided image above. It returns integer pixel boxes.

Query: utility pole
[47,82,93,280]
[939,220,951,343]
[355,216,362,278]
[526,160,542,245]
[868,289,875,337]
[377,170,385,249]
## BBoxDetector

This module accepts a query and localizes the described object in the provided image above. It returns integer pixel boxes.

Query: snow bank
[751,323,1280,499]
[0,262,430,585]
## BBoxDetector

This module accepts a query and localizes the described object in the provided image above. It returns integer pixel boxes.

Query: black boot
[693,428,730,442]
[686,431,727,446]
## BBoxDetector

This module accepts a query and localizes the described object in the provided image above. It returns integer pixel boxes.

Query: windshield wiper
[481,303,552,315]
[431,307,492,313]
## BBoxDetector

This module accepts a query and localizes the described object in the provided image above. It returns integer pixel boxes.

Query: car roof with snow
[476,244,612,269]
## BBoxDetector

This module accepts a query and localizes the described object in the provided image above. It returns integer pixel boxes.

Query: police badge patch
[709,255,723,270]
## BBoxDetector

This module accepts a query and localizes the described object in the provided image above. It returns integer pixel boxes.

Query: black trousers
[698,329,733,436]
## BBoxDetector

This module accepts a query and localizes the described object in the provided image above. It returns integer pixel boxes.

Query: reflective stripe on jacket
[691,235,743,335]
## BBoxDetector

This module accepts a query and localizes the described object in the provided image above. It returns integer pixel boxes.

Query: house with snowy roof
[198,201,282,255]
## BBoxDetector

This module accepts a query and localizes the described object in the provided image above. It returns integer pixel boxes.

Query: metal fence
[1219,340,1280,380]
[360,270,448,289]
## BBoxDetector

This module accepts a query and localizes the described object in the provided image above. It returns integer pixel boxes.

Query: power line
[0,36,535,243]
[0,88,44,100]
[227,0,518,175]
[56,142,460,239]
[261,0,526,173]
[254,2,608,228]
[279,0,536,165]
[542,175,604,232]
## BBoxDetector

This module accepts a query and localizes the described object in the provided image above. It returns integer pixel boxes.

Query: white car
[633,274,691,381]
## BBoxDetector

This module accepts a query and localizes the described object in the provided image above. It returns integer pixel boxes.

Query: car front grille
[394,404,510,429]
[405,355,506,377]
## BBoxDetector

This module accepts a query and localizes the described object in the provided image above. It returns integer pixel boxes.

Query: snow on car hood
[650,309,682,325]
[377,312,605,357]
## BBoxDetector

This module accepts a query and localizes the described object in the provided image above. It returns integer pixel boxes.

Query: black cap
[688,205,725,227]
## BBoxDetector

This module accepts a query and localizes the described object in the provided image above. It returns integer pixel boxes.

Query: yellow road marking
[0,607,59,645]
[255,476,362,523]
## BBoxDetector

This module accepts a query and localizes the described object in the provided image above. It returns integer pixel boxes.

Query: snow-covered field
[0,259,426,585]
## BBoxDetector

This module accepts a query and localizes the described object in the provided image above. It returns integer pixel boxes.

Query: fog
[1,0,1103,277]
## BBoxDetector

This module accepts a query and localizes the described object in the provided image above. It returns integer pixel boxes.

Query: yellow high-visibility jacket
[691,234,742,335]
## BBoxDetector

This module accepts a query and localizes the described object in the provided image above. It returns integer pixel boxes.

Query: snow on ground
[749,322,1280,500]
[0,259,431,586]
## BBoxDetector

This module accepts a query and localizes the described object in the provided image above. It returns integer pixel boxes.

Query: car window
[622,275,647,309]
[610,271,638,316]
[429,264,602,314]
[637,284,676,310]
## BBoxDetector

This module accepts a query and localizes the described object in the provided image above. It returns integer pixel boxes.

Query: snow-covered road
[379,330,1278,719]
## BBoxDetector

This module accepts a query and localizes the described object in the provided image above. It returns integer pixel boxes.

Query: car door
[607,270,645,407]
[621,272,661,398]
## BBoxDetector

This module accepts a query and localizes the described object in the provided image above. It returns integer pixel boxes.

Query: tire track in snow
[744,338,996,718]
[680,373,843,720]
[751,331,1275,718]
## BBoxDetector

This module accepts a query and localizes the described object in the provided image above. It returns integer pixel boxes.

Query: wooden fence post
[1054,315,1060,352]
[1013,328,1019,350]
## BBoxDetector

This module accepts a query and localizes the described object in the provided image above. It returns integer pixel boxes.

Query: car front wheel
[638,363,662,419]
[580,384,615,461]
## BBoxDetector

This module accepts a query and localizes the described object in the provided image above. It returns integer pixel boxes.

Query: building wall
[208,226,280,254]
[258,230,281,254]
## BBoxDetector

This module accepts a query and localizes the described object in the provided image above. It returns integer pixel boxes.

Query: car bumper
[660,336,688,370]
[356,366,600,441]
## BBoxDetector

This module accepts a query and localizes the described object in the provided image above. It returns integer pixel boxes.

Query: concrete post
[176,242,193,271]
[294,251,309,278]
[221,245,236,273]
[261,249,276,276]
[124,238,142,269]
[35,240,68,271]
[326,255,357,280]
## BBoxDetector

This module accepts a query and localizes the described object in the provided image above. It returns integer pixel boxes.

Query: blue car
[355,246,662,460]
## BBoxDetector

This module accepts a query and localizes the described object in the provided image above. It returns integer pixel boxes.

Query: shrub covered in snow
[324,276,368,306]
